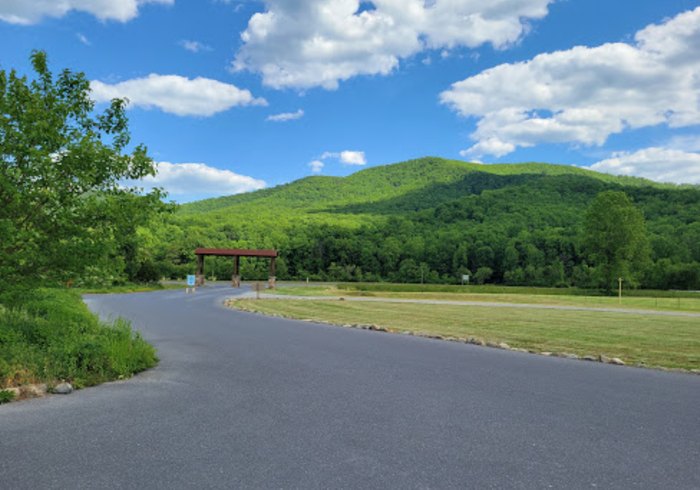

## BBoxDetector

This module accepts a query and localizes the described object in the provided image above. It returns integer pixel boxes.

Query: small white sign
[462,275,470,283]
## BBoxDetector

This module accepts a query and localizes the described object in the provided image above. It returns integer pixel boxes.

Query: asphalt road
[1,285,699,489]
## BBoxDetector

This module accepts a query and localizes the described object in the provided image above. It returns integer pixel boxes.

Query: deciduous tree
[583,191,650,292]
[0,51,163,285]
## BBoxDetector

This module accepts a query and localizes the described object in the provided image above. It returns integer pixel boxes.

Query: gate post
[232,256,241,287]
[268,256,276,289]
[196,254,205,286]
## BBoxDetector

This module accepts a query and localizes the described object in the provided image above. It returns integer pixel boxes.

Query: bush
[0,390,16,404]
[0,288,157,390]
[474,267,494,285]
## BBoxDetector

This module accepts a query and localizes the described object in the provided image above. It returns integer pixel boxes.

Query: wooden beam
[195,248,277,258]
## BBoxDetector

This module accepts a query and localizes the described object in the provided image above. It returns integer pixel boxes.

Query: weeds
[0,390,15,404]
[0,288,157,391]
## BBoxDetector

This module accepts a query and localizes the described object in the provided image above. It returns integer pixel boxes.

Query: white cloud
[668,134,700,153]
[134,162,266,202]
[591,148,700,185]
[460,138,514,158]
[309,149,366,173]
[266,109,304,122]
[77,33,91,46]
[308,160,325,173]
[180,40,213,53]
[90,74,267,117]
[339,150,366,165]
[232,0,554,89]
[441,7,700,157]
[320,150,367,165]
[0,0,172,25]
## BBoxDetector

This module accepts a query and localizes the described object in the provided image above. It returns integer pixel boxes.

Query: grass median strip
[228,298,700,372]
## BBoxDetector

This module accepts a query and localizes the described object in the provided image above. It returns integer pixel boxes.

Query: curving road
[1,285,699,489]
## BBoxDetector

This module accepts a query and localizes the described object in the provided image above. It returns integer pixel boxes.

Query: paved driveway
[1,285,698,489]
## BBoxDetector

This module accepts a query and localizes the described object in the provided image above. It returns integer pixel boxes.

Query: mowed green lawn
[272,284,700,313]
[229,298,700,372]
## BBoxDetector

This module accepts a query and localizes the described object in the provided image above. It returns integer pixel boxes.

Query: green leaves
[143,158,700,290]
[0,51,163,285]
[584,191,650,291]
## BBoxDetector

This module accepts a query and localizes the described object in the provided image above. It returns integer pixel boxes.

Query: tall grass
[0,288,157,390]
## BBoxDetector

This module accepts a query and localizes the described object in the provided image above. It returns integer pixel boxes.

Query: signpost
[618,277,623,304]
[186,274,196,294]
[462,274,470,285]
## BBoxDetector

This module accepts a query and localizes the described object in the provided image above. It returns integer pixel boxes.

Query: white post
[618,277,623,304]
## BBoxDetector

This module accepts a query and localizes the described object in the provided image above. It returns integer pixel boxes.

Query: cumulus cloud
[441,7,700,157]
[308,149,366,173]
[459,139,514,158]
[232,0,553,89]
[90,74,267,117]
[339,150,366,165]
[308,160,325,173]
[0,0,172,24]
[133,162,266,202]
[321,150,367,165]
[179,40,213,53]
[266,109,304,122]
[591,148,700,185]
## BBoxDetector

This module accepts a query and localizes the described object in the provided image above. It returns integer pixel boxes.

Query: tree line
[141,176,699,292]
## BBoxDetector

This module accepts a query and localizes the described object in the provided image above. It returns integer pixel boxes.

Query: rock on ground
[52,382,74,395]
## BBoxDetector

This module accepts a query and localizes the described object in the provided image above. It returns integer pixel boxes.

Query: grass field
[230,287,700,372]
[272,283,700,312]
[336,282,700,298]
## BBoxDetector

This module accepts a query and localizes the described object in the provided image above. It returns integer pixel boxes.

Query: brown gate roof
[195,248,278,258]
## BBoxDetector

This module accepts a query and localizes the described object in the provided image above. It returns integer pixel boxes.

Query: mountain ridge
[179,157,673,215]
[144,157,700,289]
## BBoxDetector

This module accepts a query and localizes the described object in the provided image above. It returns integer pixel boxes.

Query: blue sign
[187,275,196,287]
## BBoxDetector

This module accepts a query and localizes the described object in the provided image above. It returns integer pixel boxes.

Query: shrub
[0,390,16,404]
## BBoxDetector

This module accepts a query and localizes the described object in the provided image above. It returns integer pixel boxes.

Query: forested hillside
[141,157,700,290]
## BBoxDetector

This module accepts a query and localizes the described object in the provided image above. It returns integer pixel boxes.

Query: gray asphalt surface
[1,285,699,489]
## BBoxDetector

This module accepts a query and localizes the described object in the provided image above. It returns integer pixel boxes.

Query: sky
[1,0,699,202]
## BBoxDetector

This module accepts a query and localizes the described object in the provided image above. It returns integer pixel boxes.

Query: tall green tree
[0,51,163,285]
[583,191,650,292]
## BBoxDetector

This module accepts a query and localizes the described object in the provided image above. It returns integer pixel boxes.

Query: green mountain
[180,157,664,215]
[143,157,700,290]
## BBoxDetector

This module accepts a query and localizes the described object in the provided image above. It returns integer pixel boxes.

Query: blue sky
[1,0,699,202]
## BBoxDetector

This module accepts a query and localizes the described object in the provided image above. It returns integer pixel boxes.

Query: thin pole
[618,277,622,304]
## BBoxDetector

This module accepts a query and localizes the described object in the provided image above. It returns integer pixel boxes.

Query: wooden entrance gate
[194,248,278,288]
